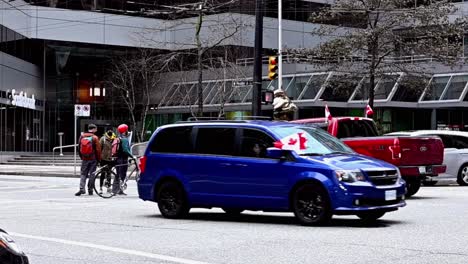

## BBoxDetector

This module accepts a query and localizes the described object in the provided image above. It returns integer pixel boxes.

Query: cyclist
[113,124,135,195]
[98,130,116,194]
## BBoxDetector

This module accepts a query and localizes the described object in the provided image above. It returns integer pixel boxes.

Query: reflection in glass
[375,75,400,100]
[392,76,429,102]
[441,75,468,100]
[320,75,361,102]
[422,76,450,101]
[299,74,328,100]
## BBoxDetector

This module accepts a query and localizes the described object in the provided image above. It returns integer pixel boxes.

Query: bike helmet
[117,124,128,134]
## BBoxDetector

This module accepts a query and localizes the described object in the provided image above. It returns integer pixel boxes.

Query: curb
[0,171,79,178]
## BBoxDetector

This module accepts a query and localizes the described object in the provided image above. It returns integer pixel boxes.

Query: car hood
[302,153,396,171]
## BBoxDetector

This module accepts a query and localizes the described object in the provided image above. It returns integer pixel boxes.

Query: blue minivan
[137,121,406,225]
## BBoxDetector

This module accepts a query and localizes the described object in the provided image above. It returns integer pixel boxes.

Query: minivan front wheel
[156,181,189,219]
[292,184,332,226]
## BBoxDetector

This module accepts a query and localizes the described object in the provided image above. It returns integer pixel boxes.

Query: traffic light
[268,56,278,80]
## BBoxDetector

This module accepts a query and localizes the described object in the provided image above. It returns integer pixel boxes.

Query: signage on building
[8,89,36,110]
[74,104,91,117]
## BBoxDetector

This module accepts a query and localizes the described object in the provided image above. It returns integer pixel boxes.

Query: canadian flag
[274,133,308,153]
[325,104,332,122]
[365,104,374,117]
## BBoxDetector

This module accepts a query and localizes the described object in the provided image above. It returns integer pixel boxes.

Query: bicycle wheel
[94,169,117,198]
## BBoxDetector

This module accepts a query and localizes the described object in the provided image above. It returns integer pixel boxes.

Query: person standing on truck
[113,124,135,195]
[272,88,297,121]
[75,124,101,196]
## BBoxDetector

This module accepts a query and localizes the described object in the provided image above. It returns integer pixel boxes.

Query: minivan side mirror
[266,147,290,160]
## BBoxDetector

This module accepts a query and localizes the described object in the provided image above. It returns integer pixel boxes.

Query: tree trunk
[196,7,204,117]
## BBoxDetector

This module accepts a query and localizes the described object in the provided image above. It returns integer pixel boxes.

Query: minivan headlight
[335,170,365,183]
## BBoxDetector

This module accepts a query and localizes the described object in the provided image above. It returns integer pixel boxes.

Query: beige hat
[274,89,285,95]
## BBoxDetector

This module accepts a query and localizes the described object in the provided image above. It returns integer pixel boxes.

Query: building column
[431,108,437,130]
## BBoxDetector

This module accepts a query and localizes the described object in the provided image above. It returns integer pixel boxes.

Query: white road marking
[10,232,211,264]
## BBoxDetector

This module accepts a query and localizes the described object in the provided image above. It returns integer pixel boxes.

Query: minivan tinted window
[195,127,236,155]
[150,126,193,153]
[240,129,275,158]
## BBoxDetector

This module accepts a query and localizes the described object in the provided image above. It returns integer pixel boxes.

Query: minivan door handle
[234,163,248,167]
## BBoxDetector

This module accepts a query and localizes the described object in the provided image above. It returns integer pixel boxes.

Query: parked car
[0,229,29,264]
[291,117,446,197]
[137,121,406,225]
[386,130,468,186]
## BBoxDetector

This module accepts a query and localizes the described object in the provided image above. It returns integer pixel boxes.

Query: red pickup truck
[291,117,446,196]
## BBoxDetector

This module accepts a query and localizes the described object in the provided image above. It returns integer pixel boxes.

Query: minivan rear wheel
[156,181,189,219]
[292,184,332,226]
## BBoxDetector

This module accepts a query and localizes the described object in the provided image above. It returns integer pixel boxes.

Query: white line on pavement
[10,232,211,264]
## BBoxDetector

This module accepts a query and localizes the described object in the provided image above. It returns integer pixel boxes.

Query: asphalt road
[1,175,467,264]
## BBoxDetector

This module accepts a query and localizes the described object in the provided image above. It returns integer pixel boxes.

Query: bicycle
[93,158,140,198]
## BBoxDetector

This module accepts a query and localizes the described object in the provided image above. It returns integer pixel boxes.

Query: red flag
[365,104,374,117]
[325,104,332,122]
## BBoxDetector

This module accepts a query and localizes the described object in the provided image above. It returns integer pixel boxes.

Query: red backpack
[80,136,95,159]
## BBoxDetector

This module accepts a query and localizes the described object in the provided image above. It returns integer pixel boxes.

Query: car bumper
[332,183,406,214]
[399,164,446,178]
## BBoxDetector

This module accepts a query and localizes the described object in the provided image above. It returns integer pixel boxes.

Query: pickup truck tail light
[139,156,147,174]
[389,138,402,160]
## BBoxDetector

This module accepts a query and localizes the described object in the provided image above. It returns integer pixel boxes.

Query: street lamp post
[252,0,264,117]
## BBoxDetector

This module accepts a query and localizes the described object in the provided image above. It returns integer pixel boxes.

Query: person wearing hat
[272,88,297,121]
[75,124,102,196]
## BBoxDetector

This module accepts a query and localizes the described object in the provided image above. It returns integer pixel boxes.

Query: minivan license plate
[385,190,397,201]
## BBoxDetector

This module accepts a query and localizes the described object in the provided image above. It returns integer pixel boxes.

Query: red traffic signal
[268,56,278,80]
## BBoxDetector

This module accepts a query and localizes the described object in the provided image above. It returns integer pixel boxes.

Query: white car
[386,130,468,186]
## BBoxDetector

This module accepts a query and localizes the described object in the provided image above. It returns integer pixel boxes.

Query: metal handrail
[52,144,78,166]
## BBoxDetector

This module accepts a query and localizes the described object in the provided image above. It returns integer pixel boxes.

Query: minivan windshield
[271,126,354,155]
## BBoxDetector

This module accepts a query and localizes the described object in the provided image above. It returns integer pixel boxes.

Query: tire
[292,183,332,226]
[457,163,468,186]
[406,180,421,197]
[156,181,189,219]
[222,208,244,215]
[422,180,438,186]
[94,169,117,199]
[357,211,386,222]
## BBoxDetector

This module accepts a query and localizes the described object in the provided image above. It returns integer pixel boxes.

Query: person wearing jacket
[99,130,116,194]
[76,124,102,196]
[113,124,135,195]
[272,88,297,121]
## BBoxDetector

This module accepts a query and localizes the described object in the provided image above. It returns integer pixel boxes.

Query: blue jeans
[79,159,97,192]
[113,157,128,193]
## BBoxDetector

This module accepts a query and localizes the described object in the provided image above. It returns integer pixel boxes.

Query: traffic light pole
[252,0,263,117]
[278,0,283,91]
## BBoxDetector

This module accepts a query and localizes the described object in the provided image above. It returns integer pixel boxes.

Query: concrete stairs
[1,153,79,166]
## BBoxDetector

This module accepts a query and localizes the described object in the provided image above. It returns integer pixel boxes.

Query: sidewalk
[0,164,78,178]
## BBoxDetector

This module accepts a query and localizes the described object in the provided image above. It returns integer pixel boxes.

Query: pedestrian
[98,129,117,194]
[75,124,101,196]
[113,124,135,195]
[272,88,297,121]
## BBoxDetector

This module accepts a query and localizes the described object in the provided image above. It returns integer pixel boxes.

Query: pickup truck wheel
[357,211,385,222]
[292,184,332,226]
[156,181,190,219]
[422,180,438,186]
[457,164,468,186]
[406,180,421,197]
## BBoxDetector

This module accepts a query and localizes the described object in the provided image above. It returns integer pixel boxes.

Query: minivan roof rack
[184,116,272,122]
